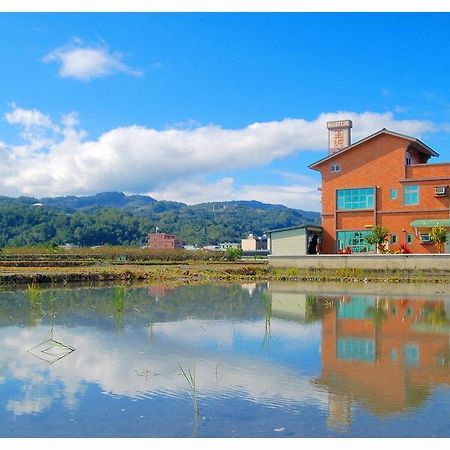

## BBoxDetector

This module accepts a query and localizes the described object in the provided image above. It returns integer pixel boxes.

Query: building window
[337,230,375,253]
[338,296,376,320]
[390,188,397,200]
[391,234,397,244]
[337,337,375,362]
[403,185,419,205]
[405,151,411,166]
[421,233,431,243]
[391,349,398,362]
[330,164,341,173]
[336,188,375,210]
[403,344,419,367]
[407,234,413,244]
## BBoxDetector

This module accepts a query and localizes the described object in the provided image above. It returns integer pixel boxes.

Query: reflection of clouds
[0,319,327,417]
[7,396,52,416]
[6,383,54,416]
[155,318,320,349]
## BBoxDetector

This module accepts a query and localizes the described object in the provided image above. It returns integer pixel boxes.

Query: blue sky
[1,12,450,211]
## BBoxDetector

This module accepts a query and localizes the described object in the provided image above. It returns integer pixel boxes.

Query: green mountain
[0,192,320,247]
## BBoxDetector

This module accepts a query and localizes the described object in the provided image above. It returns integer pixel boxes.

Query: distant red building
[147,231,183,250]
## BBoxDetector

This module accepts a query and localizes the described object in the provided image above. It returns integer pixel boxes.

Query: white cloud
[5,105,57,131]
[43,38,143,81]
[0,106,443,208]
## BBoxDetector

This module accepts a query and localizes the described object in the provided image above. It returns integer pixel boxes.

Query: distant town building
[148,230,183,250]
[203,245,221,251]
[202,242,241,252]
[241,233,268,251]
[218,242,241,251]
[183,245,200,251]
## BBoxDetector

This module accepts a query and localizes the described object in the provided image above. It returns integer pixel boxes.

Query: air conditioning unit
[420,233,431,243]
[435,186,447,196]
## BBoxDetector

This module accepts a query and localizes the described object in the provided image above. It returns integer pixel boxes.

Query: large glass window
[403,185,419,205]
[338,296,376,320]
[337,188,374,210]
[337,230,375,253]
[337,337,375,362]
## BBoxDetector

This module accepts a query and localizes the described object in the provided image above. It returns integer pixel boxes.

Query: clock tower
[327,120,352,154]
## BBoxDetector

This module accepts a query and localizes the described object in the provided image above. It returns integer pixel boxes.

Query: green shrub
[224,247,243,261]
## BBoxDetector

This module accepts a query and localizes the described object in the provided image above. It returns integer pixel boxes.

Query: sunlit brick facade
[147,232,183,250]
[309,126,450,254]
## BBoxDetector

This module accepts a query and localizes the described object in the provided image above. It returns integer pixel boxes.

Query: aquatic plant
[262,291,272,350]
[113,286,126,312]
[305,295,322,323]
[27,282,42,305]
[177,362,200,416]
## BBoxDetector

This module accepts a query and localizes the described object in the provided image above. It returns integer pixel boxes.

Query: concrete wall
[269,254,450,271]
[271,228,307,256]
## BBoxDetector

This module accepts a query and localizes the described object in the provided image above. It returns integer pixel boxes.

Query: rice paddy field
[1,281,450,437]
[0,246,449,285]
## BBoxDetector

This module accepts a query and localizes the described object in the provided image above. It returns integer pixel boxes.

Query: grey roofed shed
[268,225,322,257]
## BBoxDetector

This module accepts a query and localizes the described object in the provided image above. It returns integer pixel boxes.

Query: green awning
[410,219,450,228]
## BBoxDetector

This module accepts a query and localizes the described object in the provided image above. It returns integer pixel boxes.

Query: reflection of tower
[327,393,351,432]
[241,283,257,296]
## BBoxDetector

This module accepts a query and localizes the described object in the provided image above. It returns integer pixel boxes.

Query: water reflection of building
[314,295,450,430]
[147,285,175,299]
[269,283,324,323]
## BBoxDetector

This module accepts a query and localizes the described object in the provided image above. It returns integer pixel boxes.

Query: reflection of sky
[3,285,450,437]
[0,314,326,433]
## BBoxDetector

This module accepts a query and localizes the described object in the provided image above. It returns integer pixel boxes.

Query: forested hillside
[0,192,320,247]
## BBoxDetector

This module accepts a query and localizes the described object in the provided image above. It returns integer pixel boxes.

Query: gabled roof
[309,128,439,170]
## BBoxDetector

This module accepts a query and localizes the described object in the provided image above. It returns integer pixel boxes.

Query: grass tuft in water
[262,291,272,351]
[27,282,42,306]
[177,362,200,416]
[113,286,126,312]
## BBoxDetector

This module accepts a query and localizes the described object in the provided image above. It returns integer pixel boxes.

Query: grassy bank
[0,259,449,285]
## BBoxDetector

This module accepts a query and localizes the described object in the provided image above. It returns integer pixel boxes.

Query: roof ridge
[309,128,439,169]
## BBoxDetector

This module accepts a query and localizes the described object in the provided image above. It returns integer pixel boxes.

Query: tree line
[0,199,319,247]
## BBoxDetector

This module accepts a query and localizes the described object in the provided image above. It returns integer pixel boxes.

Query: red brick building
[309,121,450,254]
[147,231,183,250]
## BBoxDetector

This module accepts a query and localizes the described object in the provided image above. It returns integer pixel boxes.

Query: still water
[1,281,450,437]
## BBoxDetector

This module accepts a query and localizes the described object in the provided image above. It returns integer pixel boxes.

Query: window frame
[405,151,412,166]
[403,185,420,206]
[336,230,375,253]
[336,187,375,211]
[390,188,398,200]
[330,164,341,173]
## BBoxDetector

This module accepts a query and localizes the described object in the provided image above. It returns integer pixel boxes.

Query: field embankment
[0,247,448,285]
